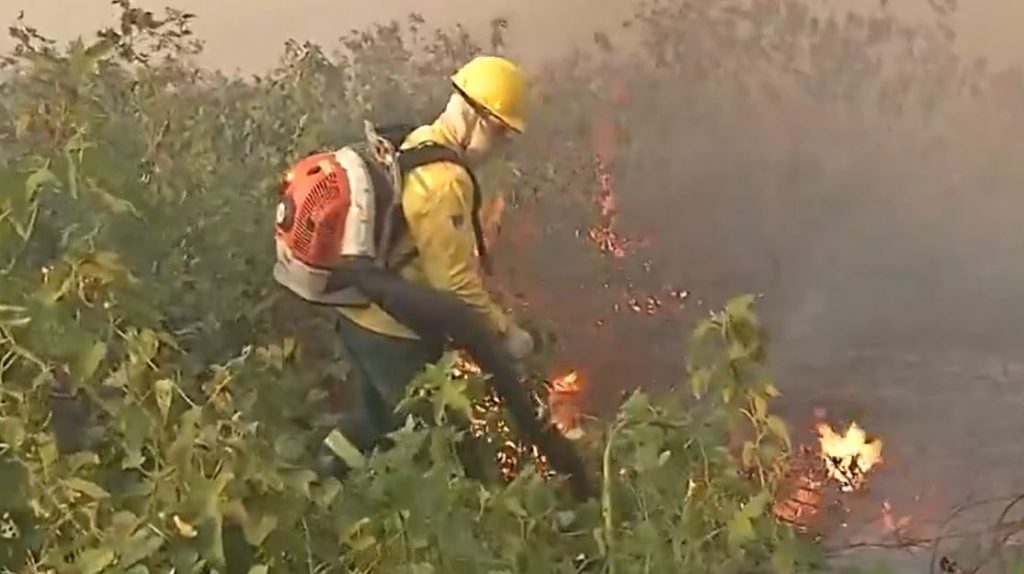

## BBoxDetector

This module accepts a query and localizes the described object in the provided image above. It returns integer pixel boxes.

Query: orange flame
[817,421,883,492]
[549,371,585,438]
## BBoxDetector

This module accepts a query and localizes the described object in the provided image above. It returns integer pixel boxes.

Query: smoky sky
[3,0,1024,72]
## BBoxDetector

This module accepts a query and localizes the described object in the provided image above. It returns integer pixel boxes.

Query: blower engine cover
[273,147,379,306]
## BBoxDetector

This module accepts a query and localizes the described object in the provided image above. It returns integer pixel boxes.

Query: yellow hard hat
[451,55,526,133]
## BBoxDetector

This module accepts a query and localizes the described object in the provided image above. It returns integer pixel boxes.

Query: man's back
[336,120,510,340]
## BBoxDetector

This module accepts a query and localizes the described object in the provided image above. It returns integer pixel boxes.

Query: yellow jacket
[337,119,511,339]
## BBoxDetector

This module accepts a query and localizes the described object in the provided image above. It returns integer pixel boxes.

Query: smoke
[491,0,1024,531]
[548,0,1024,378]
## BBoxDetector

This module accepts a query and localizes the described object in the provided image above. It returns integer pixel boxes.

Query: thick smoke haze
[3,0,1024,71]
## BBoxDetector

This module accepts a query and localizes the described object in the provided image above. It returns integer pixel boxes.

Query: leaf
[153,378,174,420]
[25,166,58,199]
[725,294,757,318]
[741,441,757,468]
[242,513,278,546]
[752,394,768,421]
[727,512,755,549]
[771,544,795,574]
[721,383,735,404]
[0,417,26,449]
[167,407,202,468]
[439,375,473,420]
[247,567,270,574]
[119,402,153,469]
[0,458,30,509]
[72,341,108,381]
[74,547,116,574]
[282,469,318,498]
[504,495,528,518]
[742,490,771,519]
[119,530,165,567]
[87,178,141,216]
[63,477,111,500]
[690,368,711,399]
[766,415,791,449]
[349,533,377,552]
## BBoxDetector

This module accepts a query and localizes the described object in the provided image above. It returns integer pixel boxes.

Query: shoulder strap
[394,143,492,275]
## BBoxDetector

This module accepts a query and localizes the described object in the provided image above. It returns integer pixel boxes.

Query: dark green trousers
[328,314,498,484]
[334,313,443,453]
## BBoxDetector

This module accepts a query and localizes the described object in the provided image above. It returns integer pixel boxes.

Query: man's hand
[503,324,535,360]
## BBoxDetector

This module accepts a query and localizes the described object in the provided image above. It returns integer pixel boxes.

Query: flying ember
[817,421,884,492]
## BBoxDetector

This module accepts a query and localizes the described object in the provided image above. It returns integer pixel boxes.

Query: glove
[503,324,535,360]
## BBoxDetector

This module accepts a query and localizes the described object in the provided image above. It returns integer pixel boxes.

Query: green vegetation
[0,4,821,572]
[4,1,1024,572]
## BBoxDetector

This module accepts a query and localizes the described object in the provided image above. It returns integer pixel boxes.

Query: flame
[549,371,585,438]
[550,371,582,393]
[449,354,588,480]
[817,421,883,492]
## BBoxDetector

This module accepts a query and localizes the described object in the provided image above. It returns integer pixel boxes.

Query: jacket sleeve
[403,169,511,336]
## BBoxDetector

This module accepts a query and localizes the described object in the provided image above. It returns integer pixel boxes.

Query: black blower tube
[328,263,595,500]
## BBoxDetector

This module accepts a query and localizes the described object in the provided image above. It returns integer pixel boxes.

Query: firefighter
[328,55,536,459]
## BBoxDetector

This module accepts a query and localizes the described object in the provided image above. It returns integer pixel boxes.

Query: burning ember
[450,354,585,480]
[817,421,883,492]
[773,420,885,531]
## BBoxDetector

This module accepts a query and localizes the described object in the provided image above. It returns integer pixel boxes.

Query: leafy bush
[0,2,902,572]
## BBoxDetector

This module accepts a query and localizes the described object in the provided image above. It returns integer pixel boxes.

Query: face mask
[465,114,512,164]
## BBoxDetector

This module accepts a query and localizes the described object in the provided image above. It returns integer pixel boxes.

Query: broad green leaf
[119,530,165,567]
[25,166,58,199]
[349,533,377,552]
[247,567,270,574]
[771,544,795,574]
[242,512,278,546]
[282,469,318,498]
[742,490,771,519]
[72,341,107,381]
[167,407,202,468]
[0,458,30,509]
[437,375,473,420]
[63,477,111,500]
[0,417,26,449]
[65,451,100,472]
[88,178,141,216]
[726,512,755,549]
[119,402,153,469]
[74,547,116,574]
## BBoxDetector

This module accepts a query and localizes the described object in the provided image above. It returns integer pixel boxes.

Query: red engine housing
[275,152,352,269]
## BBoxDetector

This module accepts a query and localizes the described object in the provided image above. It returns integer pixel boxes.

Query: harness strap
[385,142,492,275]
